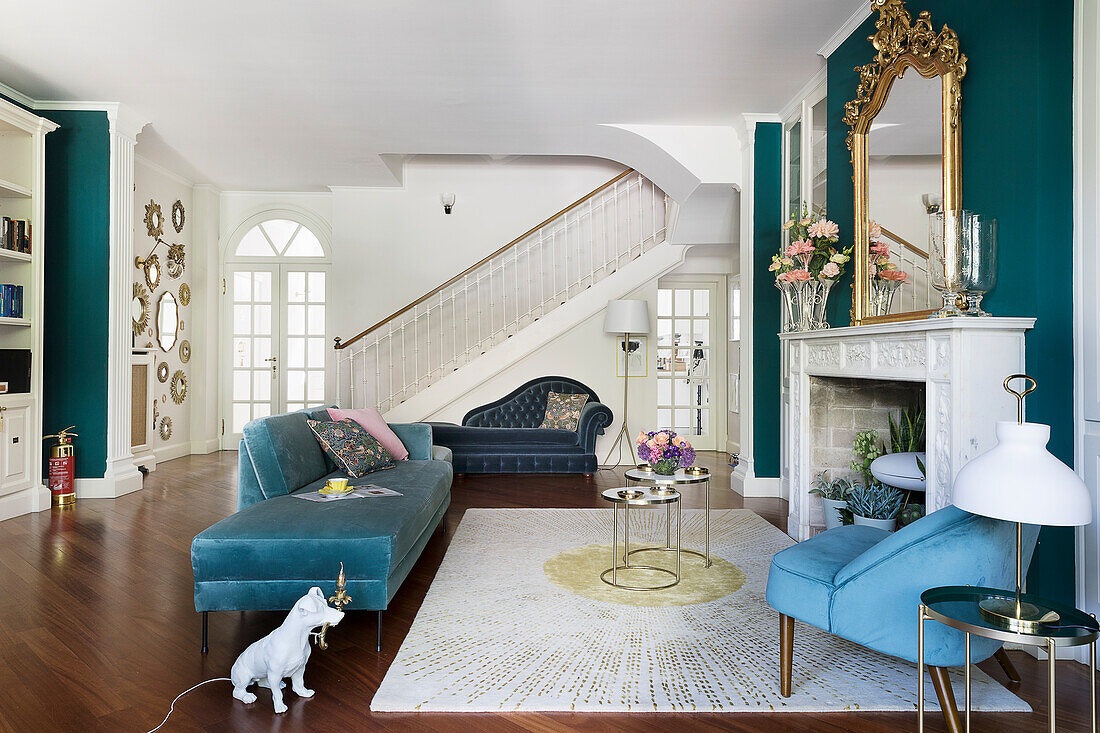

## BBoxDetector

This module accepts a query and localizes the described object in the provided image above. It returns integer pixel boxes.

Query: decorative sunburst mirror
[166,243,185,279]
[179,339,191,364]
[157,361,170,382]
[144,200,164,239]
[132,282,150,337]
[159,416,173,441]
[178,282,191,306]
[170,370,188,404]
[172,199,186,233]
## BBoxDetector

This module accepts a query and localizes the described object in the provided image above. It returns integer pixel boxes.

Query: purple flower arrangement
[635,429,696,474]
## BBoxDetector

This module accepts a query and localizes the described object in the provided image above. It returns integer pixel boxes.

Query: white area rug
[372,508,1030,713]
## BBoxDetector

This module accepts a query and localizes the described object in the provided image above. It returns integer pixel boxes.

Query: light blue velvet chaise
[191,407,453,653]
[765,506,1037,729]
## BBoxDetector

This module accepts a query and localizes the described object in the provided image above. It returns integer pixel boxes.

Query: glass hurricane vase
[777,279,832,332]
[929,211,968,317]
[868,278,902,318]
[961,212,997,316]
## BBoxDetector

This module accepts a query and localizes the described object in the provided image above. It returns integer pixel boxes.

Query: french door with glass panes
[223,265,328,448]
[656,282,720,450]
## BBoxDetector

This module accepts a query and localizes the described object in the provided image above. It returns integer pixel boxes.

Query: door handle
[265,356,277,378]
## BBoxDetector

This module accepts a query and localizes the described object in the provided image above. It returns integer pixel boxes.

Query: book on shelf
[0,284,24,318]
[0,218,30,254]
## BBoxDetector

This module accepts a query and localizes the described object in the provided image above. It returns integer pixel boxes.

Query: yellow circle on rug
[543,543,746,607]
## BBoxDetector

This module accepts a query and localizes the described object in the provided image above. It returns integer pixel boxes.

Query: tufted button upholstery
[463,377,600,428]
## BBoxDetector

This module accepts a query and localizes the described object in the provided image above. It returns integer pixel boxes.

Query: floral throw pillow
[539,392,589,431]
[306,418,396,478]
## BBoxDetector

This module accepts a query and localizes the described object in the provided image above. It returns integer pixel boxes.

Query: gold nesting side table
[600,487,682,591]
[625,465,711,568]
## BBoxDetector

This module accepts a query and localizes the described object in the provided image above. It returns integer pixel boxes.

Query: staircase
[334,169,678,417]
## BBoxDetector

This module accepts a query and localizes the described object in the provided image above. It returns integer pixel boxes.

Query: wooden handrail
[334,168,637,350]
[879,225,929,260]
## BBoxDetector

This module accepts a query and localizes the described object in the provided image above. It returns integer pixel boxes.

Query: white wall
[133,156,194,461]
[868,154,940,250]
[328,156,625,339]
[423,281,659,464]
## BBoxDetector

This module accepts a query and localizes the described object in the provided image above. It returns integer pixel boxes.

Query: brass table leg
[1049,637,1056,733]
[624,501,630,567]
[612,502,618,587]
[1091,640,1096,733]
[964,632,971,732]
[704,477,711,568]
[918,604,925,733]
[666,501,671,548]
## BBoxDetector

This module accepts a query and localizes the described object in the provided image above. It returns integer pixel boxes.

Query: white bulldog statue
[231,587,345,713]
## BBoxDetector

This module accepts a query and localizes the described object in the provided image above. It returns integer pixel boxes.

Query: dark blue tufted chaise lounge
[428,376,612,474]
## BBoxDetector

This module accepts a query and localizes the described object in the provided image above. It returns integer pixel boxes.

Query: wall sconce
[922,193,943,215]
[441,193,456,214]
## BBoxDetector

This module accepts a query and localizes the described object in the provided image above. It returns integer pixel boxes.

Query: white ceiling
[0,1,863,190]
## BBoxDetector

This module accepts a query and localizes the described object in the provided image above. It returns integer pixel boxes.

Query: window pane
[288,305,305,335]
[261,220,299,253]
[656,347,672,374]
[308,338,324,368]
[236,228,275,257]
[232,403,251,433]
[233,305,251,334]
[690,350,709,376]
[692,409,709,436]
[286,403,304,413]
[253,305,271,336]
[233,338,251,368]
[693,289,710,317]
[674,408,690,432]
[233,370,250,401]
[233,272,251,302]
[287,370,305,401]
[307,371,324,401]
[657,408,672,430]
[657,319,672,347]
[308,272,325,302]
[287,337,305,368]
[675,319,691,346]
[307,305,325,335]
[253,371,271,402]
[253,338,271,367]
[657,289,672,317]
[287,272,306,302]
[253,403,271,419]
[693,319,710,347]
[691,380,710,406]
[657,379,671,404]
[284,229,324,257]
[674,378,688,405]
[253,272,272,303]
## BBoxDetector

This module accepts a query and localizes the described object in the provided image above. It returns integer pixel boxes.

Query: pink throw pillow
[327,407,409,461]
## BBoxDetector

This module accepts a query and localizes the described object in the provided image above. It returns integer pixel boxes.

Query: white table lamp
[602,299,650,466]
[952,375,1092,632]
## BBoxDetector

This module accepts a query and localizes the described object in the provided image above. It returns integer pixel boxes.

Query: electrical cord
[147,677,231,732]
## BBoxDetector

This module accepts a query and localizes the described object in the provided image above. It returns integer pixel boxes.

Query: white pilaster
[97,106,148,498]
[189,184,222,454]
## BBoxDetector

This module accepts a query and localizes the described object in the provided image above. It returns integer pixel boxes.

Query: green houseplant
[809,472,853,531]
[846,481,905,532]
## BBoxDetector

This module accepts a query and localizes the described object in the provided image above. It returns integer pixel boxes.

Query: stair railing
[334,169,668,412]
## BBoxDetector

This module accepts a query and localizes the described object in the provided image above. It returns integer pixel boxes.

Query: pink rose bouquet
[867,220,910,284]
[769,206,853,284]
[636,429,696,475]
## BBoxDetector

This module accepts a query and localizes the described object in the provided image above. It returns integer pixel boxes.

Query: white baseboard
[1007,642,1084,662]
[0,484,51,521]
[731,460,784,498]
[190,437,220,455]
[155,442,193,464]
[76,460,143,499]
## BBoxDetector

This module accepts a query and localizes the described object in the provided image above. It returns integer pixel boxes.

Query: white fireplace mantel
[780,317,1035,540]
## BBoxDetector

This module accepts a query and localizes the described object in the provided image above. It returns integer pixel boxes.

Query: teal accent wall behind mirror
[752,122,783,480]
[41,109,110,479]
[826,0,1074,603]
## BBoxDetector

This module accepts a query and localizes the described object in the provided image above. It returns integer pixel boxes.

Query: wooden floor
[0,451,1094,731]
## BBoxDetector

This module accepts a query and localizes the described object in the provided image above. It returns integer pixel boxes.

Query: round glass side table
[918,585,1099,732]
[625,466,711,567]
[600,487,681,591]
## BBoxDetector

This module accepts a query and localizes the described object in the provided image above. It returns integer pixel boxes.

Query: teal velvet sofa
[765,506,1038,729]
[191,406,453,652]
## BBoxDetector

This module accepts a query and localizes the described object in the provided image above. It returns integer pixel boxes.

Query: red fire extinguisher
[45,426,77,508]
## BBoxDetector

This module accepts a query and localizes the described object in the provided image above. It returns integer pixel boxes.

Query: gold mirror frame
[132,282,150,337]
[845,0,966,325]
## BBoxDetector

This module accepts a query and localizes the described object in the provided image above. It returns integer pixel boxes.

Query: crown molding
[734,114,783,151]
[779,67,828,124]
[818,0,873,59]
[0,80,35,109]
[135,154,195,188]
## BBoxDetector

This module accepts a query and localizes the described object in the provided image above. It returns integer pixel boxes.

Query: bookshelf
[0,97,58,520]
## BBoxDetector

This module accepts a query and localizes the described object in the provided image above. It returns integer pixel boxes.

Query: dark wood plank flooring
[0,451,1093,731]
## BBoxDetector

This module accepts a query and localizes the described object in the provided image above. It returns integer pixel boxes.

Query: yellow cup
[324,478,350,493]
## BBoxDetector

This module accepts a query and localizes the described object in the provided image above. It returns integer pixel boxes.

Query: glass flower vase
[777,279,831,332]
[868,278,902,317]
[929,211,968,317]
[650,458,679,475]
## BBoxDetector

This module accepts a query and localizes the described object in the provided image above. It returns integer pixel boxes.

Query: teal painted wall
[41,110,110,478]
[825,1,1075,602]
[752,122,783,479]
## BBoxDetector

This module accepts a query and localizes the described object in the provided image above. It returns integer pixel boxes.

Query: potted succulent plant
[809,472,852,531]
[847,481,905,532]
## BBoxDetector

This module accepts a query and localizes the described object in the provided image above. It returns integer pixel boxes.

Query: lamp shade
[952,421,1091,527]
[603,299,650,334]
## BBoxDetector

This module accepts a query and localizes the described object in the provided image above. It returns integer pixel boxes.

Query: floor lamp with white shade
[602,299,650,467]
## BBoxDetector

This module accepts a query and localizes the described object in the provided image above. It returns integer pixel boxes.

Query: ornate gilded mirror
[132,282,149,337]
[845,0,966,324]
[144,253,161,291]
[157,291,179,352]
